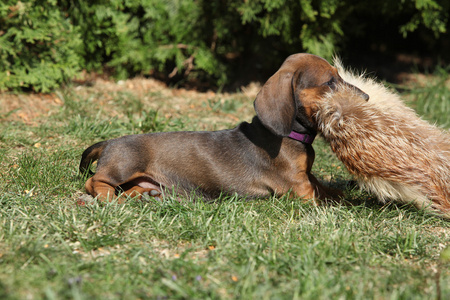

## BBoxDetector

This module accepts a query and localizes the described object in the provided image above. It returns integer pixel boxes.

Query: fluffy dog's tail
[79,141,108,176]
[315,59,450,218]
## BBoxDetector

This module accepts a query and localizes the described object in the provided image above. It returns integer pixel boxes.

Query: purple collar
[288,131,316,144]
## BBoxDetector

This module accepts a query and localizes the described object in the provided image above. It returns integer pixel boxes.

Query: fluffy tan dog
[314,60,450,218]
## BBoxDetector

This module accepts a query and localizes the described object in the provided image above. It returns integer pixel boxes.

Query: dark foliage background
[1,0,449,92]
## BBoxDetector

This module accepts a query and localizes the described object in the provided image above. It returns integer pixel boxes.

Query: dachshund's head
[254,53,369,136]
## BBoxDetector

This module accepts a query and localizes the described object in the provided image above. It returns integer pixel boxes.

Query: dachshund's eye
[324,78,336,89]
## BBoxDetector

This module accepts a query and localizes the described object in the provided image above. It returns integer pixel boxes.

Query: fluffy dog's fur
[314,60,450,218]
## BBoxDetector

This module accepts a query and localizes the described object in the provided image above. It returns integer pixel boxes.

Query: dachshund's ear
[253,71,297,136]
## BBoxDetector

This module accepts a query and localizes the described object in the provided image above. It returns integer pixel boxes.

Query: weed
[206,97,242,113]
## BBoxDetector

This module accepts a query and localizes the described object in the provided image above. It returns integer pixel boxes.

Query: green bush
[0,0,81,92]
[0,0,448,92]
[62,0,232,84]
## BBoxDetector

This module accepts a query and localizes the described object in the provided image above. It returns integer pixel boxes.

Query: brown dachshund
[79,53,369,203]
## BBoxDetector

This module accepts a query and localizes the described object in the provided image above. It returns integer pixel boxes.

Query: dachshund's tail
[79,141,108,176]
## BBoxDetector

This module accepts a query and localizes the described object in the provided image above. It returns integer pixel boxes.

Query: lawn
[0,69,449,299]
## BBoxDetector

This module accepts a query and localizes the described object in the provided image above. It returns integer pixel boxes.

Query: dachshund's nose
[361,92,369,101]
[353,86,369,101]
[345,83,369,101]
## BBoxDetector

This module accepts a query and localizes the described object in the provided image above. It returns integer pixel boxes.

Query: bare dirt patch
[1,77,261,130]
[1,93,63,126]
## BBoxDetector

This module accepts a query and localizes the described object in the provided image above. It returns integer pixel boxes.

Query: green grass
[0,73,449,299]
[403,65,450,128]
